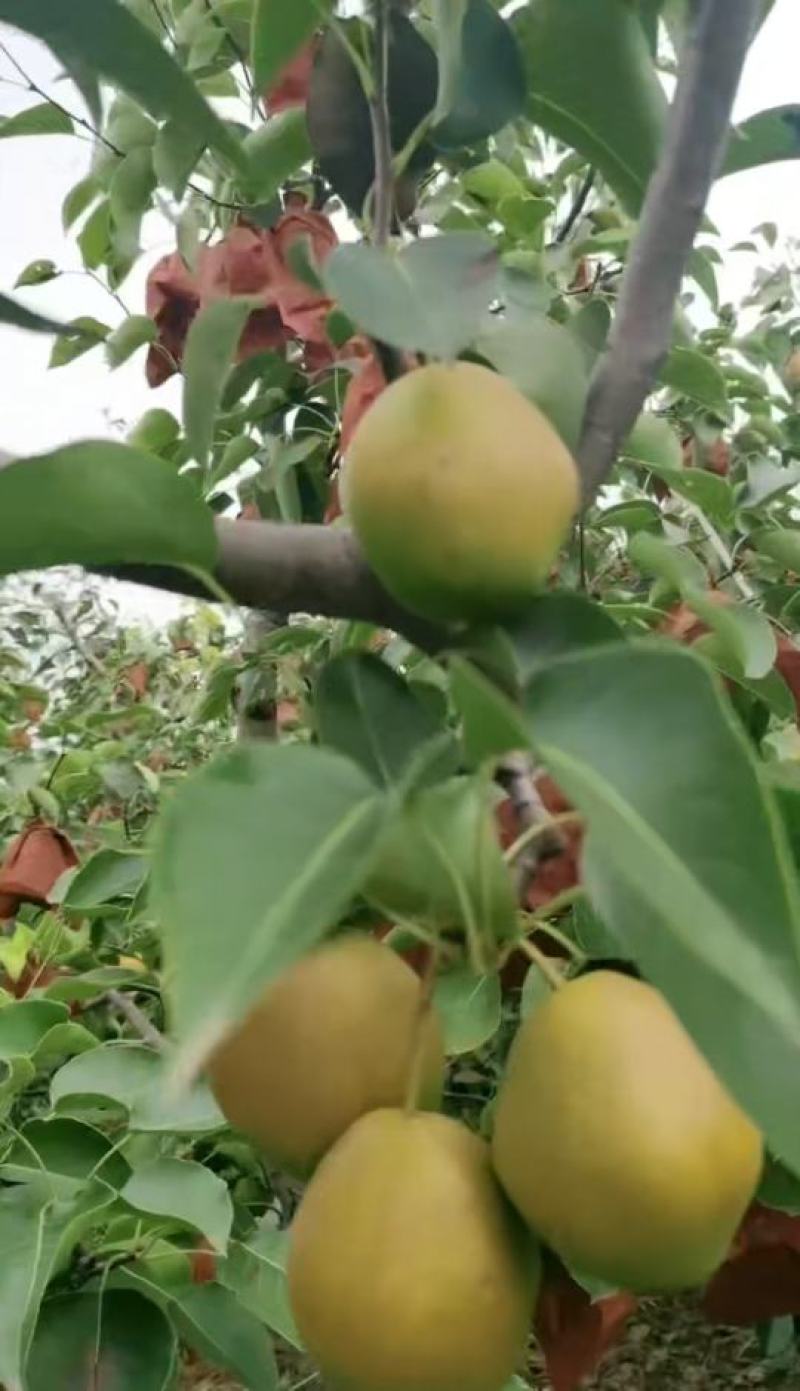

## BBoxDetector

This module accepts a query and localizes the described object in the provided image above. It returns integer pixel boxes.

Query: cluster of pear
[208,937,762,1391]
[207,364,761,1388]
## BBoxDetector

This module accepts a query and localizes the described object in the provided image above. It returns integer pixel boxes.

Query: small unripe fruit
[207,936,444,1175]
[344,362,579,623]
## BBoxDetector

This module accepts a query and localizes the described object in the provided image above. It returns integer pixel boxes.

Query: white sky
[0,4,798,460]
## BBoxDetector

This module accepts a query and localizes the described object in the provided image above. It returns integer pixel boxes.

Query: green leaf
[520,961,552,1020]
[723,106,800,178]
[0,1000,95,1071]
[506,593,625,684]
[752,528,800,574]
[0,0,245,172]
[688,592,776,681]
[0,102,73,139]
[476,312,589,452]
[433,0,526,149]
[51,1043,225,1132]
[514,0,667,213]
[183,298,255,467]
[27,1290,177,1391]
[0,1181,116,1391]
[251,0,327,94]
[0,293,71,337]
[641,463,734,527]
[431,0,468,124]
[105,314,157,368]
[151,743,385,1082]
[121,1271,278,1390]
[241,107,312,203]
[109,146,156,256]
[523,642,800,1174]
[1,1117,130,1189]
[448,657,529,765]
[315,653,444,789]
[48,316,109,369]
[433,962,501,1054]
[61,176,100,233]
[308,16,437,215]
[758,1158,800,1215]
[629,530,707,592]
[220,1227,302,1349]
[659,347,730,418]
[568,297,611,361]
[77,201,111,270]
[14,259,58,288]
[153,118,205,199]
[63,849,148,910]
[0,441,217,577]
[743,460,800,509]
[123,1158,232,1252]
[325,233,498,360]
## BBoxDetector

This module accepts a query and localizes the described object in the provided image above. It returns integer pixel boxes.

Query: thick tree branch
[106,518,445,650]
[577,0,760,502]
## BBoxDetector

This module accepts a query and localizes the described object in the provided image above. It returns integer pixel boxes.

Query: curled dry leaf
[145,208,340,387]
[534,1260,637,1391]
[119,661,150,699]
[702,1202,800,1325]
[265,40,318,113]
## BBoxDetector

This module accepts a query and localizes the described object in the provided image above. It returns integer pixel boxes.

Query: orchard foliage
[2,0,800,1387]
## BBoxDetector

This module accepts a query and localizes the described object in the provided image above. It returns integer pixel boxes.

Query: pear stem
[503,811,583,866]
[404,944,440,1113]
[517,937,564,992]
[525,919,586,963]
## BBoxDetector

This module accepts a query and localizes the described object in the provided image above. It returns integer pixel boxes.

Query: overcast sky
[0,2,797,463]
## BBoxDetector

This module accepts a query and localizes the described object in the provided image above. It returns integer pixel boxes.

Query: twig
[576,0,760,502]
[203,0,265,119]
[496,753,566,894]
[364,1,406,383]
[555,166,595,244]
[368,0,393,246]
[147,0,175,42]
[504,811,582,867]
[53,601,106,676]
[107,989,165,1050]
[0,43,246,214]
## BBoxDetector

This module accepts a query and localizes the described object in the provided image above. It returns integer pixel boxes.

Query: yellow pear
[343,361,579,623]
[288,1109,538,1391]
[492,971,762,1292]
[207,936,444,1175]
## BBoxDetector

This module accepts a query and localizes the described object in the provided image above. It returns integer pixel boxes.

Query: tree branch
[555,166,595,244]
[368,0,393,246]
[577,0,760,502]
[496,753,566,896]
[105,518,445,650]
[107,989,165,1050]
